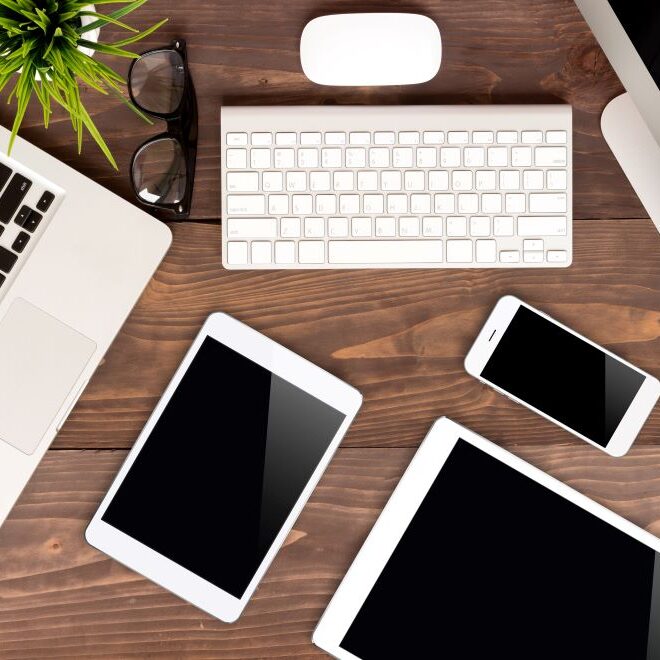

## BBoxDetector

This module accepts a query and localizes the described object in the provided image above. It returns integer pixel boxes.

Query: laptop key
[0,273,4,288]
[0,163,11,191]
[12,231,29,253]
[22,209,42,232]
[0,245,18,273]
[36,190,55,212]
[0,174,31,223]
[15,204,31,226]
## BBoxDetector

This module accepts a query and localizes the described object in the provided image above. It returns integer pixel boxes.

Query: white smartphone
[465,296,660,456]
[86,312,362,622]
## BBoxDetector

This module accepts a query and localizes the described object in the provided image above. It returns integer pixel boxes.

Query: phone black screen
[102,336,346,598]
[340,438,660,659]
[480,305,644,446]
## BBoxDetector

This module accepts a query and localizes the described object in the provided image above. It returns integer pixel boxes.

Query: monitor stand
[601,93,660,233]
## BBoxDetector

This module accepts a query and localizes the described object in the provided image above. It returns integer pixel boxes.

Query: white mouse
[300,13,441,87]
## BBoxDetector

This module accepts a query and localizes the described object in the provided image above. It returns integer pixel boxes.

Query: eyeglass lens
[132,137,187,206]
[130,50,186,115]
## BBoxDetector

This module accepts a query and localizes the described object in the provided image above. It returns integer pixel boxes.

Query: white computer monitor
[575,1,660,232]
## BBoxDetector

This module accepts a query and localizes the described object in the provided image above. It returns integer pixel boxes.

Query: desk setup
[0,1,659,658]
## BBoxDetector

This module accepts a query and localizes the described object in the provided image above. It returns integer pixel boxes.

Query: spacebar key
[329,240,443,264]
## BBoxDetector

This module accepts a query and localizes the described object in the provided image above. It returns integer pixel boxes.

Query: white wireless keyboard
[221,105,572,269]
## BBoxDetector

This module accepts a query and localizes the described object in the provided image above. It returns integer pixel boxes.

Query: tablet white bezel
[464,295,660,457]
[86,312,362,623]
[313,417,660,659]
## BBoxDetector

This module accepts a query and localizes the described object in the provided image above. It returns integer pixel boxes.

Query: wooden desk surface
[1,0,659,657]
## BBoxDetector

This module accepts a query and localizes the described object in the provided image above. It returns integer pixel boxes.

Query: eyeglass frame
[128,38,198,220]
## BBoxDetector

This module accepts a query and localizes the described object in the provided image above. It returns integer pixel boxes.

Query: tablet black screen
[102,336,346,598]
[340,439,660,659]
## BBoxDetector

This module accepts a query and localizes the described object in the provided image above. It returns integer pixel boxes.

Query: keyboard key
[497,131,518,144]
[250,148,271,169]
[493,216,514,236]
[446,216,467,236]
[405,171,425,191]
[0,225,3,237]
[434,194,455,214]
[15,205,32,226]
[521,130,543,143]
[305,217,325,237]
[227,172,259,192]
[440,147,460,167]
[310,171,331,191]
[511,146,532,167]
[352,217,372,237]
[275,149,295,168]
[287,171,307,191]
[227,195,266,215]
[448,131,468,144]
[535,146,567,167]
[316,194,337,214]
[0,174,31,223]
[0,245,18,272]
[523,170,544,190]
[547,170,567,190]
[363,194,384,213]
[268,194,289,214]
[298,148,319,168]
[529,193,567,213]
[226,149,247,168]
[481,193,502,213]
[422,216,443,236]
[374,131,395,145]
[227,241,248,264]
[36,190,55,212]
[350,132,370,144]
[227,132,247,145]
[546,130,567,144]
[322,148,342,168]
[252,132,273,145]
[340,194,360,214]
[416,148,437,167]
[299,241,325,263]
[358,171,378,191]
[345,148,366,167]
[476,239,496,263]
[376,216,396,236]
[12,231,29,253]
[301,132,321,145]
[329,216,349,237]
[423,131,444,144]
[500,250,520,263]
[452,171,473,191]
[464,147,485,167]
[470,216,490,236]
[0,163,11,191]
[458,193,479,214]
[275,241,296,264]
[524,251,543,263]
[382,171,402,191]
[446,240,472,262]
[499,170,520,190]
[472,131,494,144]
[227,217,277,238]
[280,217,301,237]
[387,194,407,214]
[370,148,390,167]
[487,147,508,167]
[518,216,567,236]
[399,131,420,144]
[505,193,526,213]
[399,217,420,236]
[392,147,413,167]
[0,273,4,288]
[333,171,354,191]
[325,132,346,145]
[547,250,568,263]
[263,171,283,191]
[293,195,313,214]
[410,194,431,214]
[429,170,449,191]
[251,241,272,264]
[329,240,442,264]
[475,170,496,191]
[524,239,544,251]
[276,132,296,145]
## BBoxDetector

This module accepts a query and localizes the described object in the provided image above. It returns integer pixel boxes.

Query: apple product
[221,104,572,269]
[314,417,660,660]
[299,13,441,87]
[85,312,362,623]
[0,126,171,528]
[574,1,660,233]
[464,295,659,456]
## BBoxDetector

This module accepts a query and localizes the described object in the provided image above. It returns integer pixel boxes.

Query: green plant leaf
[77,10,137,32]
[77,38,140,58]
[76,0,147,34]
[112,17,167,47]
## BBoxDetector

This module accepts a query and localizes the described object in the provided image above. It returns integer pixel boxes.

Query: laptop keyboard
[0,162,56,291]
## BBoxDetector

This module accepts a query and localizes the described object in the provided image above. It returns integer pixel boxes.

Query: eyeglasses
[128,39,197,220]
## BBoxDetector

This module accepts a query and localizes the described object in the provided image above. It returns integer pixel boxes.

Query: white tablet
[86,312,362,623]
[314,417,660,659]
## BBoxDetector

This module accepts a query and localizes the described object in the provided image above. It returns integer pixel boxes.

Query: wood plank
[2,444,660,658]
[0,0,645,221]
[53,218,660,450]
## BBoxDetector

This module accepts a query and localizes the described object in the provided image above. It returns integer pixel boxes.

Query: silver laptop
[0,126,171,527]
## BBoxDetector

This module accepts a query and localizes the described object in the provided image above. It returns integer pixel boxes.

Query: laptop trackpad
[0,298,96,455]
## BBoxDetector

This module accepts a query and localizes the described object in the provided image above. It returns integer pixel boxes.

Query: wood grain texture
[0,0,645,220]
[3,444,660,659]
[53,217,660,451]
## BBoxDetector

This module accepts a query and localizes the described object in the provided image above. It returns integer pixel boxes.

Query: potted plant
[0,0,167,168]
